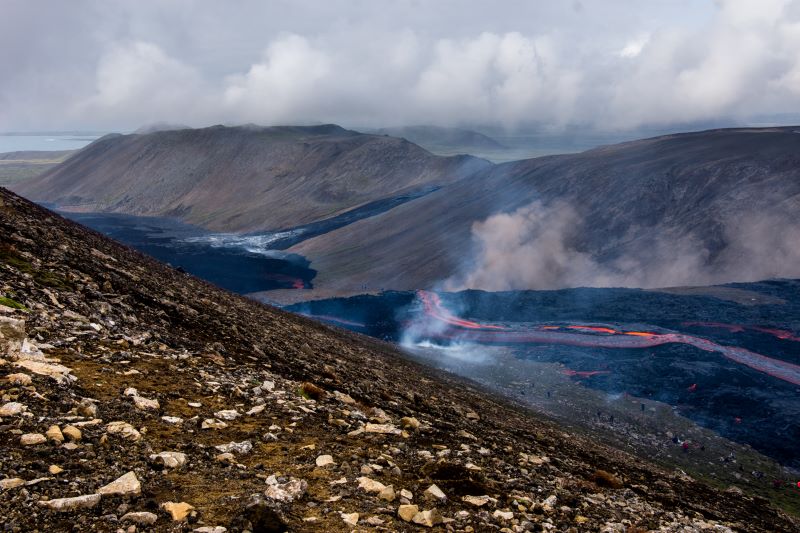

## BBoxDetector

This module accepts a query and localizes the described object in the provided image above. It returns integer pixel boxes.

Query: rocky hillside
[1,192,799,532]
[12,125,489,233]
[290,127,800,295]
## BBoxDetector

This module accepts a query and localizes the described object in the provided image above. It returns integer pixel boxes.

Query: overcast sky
[2,0,800,132]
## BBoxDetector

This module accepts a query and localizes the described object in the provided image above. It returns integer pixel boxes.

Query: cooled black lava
[289,281,800,469]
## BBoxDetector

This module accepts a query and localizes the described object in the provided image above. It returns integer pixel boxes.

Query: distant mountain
[14,124,489,232]
[290,127,800,294]
[373,125,507,151]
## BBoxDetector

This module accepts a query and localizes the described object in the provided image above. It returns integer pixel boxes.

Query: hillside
[2,189,798,531]
[12,125,489,233]
[289,127,800,297]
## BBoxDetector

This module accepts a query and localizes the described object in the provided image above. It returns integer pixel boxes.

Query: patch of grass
[0,246,34,274]
[0,245,73,290]
[0,296,26,310]
[33,270,72,290]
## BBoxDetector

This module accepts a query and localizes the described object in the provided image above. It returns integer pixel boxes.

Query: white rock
[379,485,396,502]
[493,509,514,520]
[106,421,141,441]
[423,483,447,502]
[333,391,355,404]
[357,476,387,494]
[398,504,419,522]
[246,405,265,415]
[150,451,187,469]
[0,402,26,416]
[463,495,493,507]
[341,512,359,526]
[264,478,307,502]
[5,373,31,385]
[121,511,158,525]
[20,433,46,445]
[201,418,227,430]
[400,488,413,500]
[62,425,81,441]
[214,409,240,420]
[15,359,74,384]
[214,440,252,454]
[132,396,160,411]
[412,509,443,527]
[40,493,101,511]
[0,316,25,356]
[365,423,401,435]
[0,478,25,490]
[161,416,183,424]
[193,528,227,533]
[45,424,64,442]
[315,454,334,467]
[162,501,195,521]
[96,471,141,497]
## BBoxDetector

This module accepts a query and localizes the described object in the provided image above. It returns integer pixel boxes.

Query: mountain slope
[1,189,797,531]
[13,125,489,232]
[290,127,800,296]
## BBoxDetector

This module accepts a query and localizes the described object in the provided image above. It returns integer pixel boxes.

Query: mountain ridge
[14,124,490,233]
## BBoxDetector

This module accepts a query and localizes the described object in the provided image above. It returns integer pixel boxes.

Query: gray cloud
[2,0,800,131]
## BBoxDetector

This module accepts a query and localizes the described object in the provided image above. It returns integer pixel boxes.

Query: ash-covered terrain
[5,189,800,531]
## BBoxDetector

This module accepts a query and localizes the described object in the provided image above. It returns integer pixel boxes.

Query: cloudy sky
[2,0,800,132]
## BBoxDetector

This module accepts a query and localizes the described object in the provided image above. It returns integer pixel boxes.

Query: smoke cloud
[448,201,800,290]
[3,0,800,131]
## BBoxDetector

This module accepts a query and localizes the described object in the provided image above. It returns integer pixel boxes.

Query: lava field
[288,281,800,469]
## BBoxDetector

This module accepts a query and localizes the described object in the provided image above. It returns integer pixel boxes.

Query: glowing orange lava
[417,291,508,331]
[412,291,800,387]
[568,325,618,334]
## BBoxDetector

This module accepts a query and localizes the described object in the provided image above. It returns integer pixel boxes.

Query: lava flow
[417,290,508,330]
[683,322,800,342]
[414,291,800,387]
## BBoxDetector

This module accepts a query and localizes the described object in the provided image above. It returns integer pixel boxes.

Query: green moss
[33,270,72,290]
[0,248,33,273]
[0,296,26,310]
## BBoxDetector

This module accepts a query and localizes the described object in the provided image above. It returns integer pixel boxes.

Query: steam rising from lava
[407,290,800,387]
[447,201,800,291]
